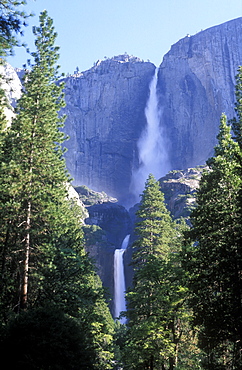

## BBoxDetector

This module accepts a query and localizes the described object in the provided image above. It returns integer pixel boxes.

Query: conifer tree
[184,114,242,369]
[0,10,70,312]
[124,174,188,370]
[0,12,114,368]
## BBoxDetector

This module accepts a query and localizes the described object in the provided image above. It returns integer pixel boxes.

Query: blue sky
[7,0,242,74]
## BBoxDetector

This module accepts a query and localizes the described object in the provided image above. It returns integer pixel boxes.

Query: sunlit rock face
[61,55,155,204]
[61,19,242,204]
[157,17,242,170]
[0,63,22,123]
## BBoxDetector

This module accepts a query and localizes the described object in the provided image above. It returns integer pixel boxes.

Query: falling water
[114,234,130,323]
[130,67,170,204]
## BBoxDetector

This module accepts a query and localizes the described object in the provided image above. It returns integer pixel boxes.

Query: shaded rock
[85,202,132,248]
[84,228,116,312]
[84,201,132,315]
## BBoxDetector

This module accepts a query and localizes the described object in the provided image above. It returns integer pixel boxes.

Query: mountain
[4,18,242,206]
[0,63,22,123]
[61,55,155,205]
[60,17,242,206]
[3,17,242,315]
[157,17,242,171]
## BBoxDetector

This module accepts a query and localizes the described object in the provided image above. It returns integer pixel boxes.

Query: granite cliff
[4,18,242,205]
[157,17,242,170]
[0,63,22,123]
[61,55,155,205]
[60,18,242,205]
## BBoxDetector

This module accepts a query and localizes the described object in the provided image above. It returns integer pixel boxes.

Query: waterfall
[114,234,130,323]
[130,67,170,204]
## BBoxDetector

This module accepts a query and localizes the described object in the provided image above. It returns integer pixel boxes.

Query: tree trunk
[169,356,175,370]
[20,199,31,310]
[0,222,10,291]
[150,355,154,370]
[19,113,36,310]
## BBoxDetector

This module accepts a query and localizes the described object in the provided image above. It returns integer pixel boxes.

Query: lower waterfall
[114,234,130,323]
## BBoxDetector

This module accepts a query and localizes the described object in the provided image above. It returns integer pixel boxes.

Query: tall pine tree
[124,174,188,370]
[0,12,115,369]
[0,10,71,312]
[184,113,242,369]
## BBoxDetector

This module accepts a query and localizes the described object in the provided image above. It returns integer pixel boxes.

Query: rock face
[80,192,132,314]
[5,19,242,205]
[85,203,132,249]
[157,17,242,170]
[61,19,242,204]
[159,166,205,220]
[61,55,155,204]
[0,63,22,123]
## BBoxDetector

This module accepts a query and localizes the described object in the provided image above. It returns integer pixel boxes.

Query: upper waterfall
[130,67,171,204]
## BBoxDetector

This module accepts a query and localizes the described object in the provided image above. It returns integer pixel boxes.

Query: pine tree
[0,11,115,368]
[184,114,242,369]
[124,174,188,370]
[0,10,70,312]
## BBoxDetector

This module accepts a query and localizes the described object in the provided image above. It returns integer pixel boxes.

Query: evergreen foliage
[0,306,95,369]
[231,66,242,149]
[0,11,114,368]
[0,0,30,57]
[123,174,191,370]
[183,112,242,369]
[0,10,71,314]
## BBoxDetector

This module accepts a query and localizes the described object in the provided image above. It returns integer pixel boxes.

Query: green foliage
[0,10,69,314]
[83,224,109,247]
[0,0,31,57]
[123,175,194,370]
[183,113,242,368]
[0,306,95,369]
[0,11,115,368]
[231,66,242,149]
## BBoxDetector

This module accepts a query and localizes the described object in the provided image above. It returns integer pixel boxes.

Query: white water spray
[114,234,130,323]
[130,67,170,204]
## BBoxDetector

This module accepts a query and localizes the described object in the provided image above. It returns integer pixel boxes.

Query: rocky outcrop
[61,55,155,204]
[85,202,132,248]
[157,17,242,170]
[159,166,205,219]
[74,185,117,206]
[80,191,132,314]
[0,63,22,123]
